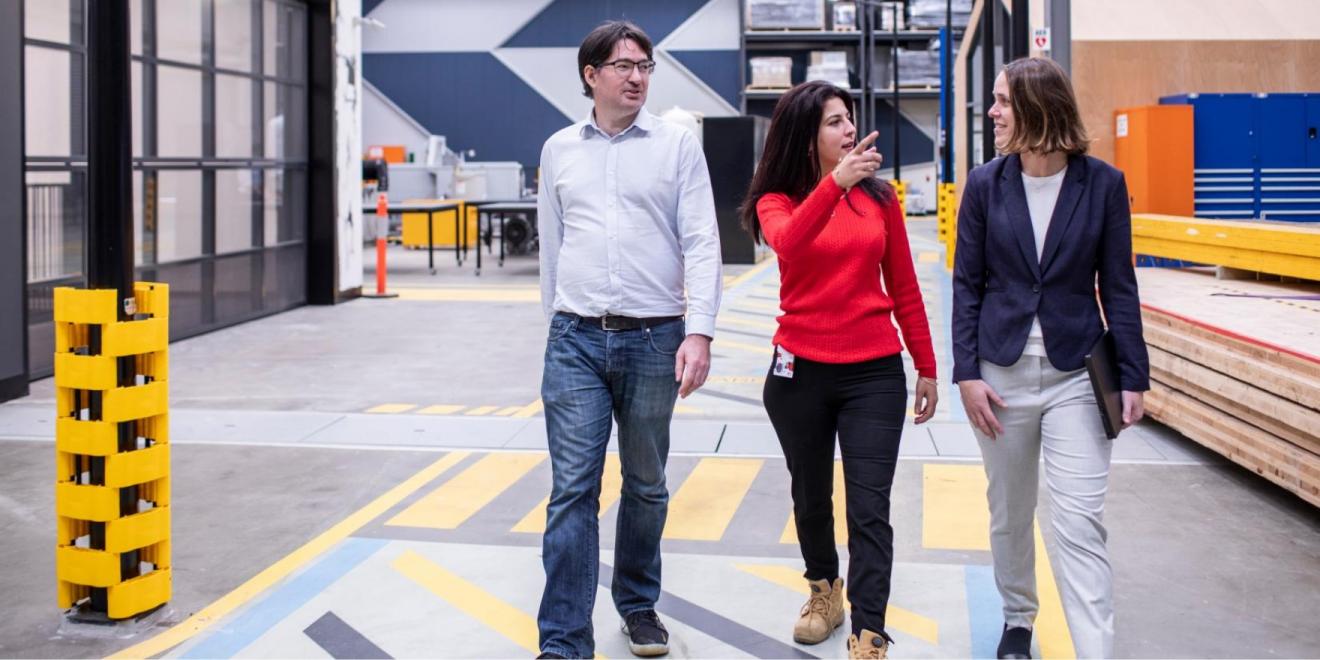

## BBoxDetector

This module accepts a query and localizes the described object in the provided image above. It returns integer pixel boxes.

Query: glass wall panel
[216,73,254,158]
[157,65,203,157]
[25,170,84,282]
[216,168,257,253]
[25,0,71,44]
[156,170,204,262]
[157,0,202,64]
[24,46,72,157]
[215,0,254,72]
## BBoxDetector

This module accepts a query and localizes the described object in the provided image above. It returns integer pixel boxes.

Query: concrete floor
[1,220,1318,658]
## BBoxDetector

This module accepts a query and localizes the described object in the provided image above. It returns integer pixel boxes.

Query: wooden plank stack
[1142,304,1320,507]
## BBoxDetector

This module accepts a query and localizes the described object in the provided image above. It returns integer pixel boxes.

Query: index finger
[852,131,879,155]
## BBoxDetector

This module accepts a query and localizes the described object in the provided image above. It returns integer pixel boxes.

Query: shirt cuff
[685,313,716,339]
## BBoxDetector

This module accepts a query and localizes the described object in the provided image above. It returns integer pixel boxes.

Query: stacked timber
[1135,268,1320,507]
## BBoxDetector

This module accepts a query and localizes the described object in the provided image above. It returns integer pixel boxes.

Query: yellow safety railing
[1131,214,1320,281]
[54,282,171,619]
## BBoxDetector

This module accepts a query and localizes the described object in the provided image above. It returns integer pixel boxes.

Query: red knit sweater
[756,175,937,377]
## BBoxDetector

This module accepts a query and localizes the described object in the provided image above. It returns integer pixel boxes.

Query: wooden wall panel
[1072,40,1320,165]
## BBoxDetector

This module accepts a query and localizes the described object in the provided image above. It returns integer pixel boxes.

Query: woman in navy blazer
[952,58,1149,659]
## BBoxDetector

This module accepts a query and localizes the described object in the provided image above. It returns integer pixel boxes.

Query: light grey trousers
[973,355,1115,659]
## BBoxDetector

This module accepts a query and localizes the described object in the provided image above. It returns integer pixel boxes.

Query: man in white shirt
[535,20,722,660]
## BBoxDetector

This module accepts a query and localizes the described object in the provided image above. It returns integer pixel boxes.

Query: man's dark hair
[577,20,654,98]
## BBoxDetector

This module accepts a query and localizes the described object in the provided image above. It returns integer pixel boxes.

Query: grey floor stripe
[716,326,775,340]
[304,611,392,659]
[695,388,763,407]
[747,293,780,301]
[599,562,817,659]
[730,307,779,318]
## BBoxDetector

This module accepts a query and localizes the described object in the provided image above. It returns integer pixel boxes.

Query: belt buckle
[600,316,616,331]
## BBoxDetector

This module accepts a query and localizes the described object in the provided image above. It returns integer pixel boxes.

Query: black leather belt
[573,314,683,331]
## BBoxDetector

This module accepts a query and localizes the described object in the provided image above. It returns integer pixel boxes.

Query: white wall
[1072,0,1320,41]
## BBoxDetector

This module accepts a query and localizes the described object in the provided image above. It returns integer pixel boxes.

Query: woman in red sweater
[739,81,938,659]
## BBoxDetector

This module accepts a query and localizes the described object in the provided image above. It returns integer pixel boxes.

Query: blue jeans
[537,312,683,658]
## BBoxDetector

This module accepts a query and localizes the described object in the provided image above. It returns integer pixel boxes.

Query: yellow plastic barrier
[937,182,957,270]
[54,282,171,620]
[890,180,907,219]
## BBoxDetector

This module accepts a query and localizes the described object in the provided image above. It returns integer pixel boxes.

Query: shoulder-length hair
[1000,57,1090,155]
[739,81,894,244]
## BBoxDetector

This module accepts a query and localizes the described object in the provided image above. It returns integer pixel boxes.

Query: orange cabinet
[1113,105,1194,216]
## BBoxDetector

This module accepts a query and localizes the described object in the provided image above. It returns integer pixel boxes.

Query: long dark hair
[739,81,894,244]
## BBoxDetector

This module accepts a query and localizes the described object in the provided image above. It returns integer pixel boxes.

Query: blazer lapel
[999,155,1042,280]
[1039,154,1087,275]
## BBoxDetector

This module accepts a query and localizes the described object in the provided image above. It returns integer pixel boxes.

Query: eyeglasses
[597,58,657,76]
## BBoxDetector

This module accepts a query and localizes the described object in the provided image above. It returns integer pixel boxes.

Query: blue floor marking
[181,537,389,659]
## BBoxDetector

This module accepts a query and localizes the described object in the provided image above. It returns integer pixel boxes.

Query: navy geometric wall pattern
[363,0,932,176]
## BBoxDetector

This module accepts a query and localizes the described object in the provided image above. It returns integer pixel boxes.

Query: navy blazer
[952,153,1150,391]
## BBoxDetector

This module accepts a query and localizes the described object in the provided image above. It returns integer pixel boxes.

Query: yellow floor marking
[493,406,524,416]
[718,315,778,331]
[723,256,777,290]
[511,454,623,534]
[366,403,417,414]
[918,251,940,263]
[394,287,540,302]
[781,461,847,546]
[388,453,546,529]
[512,399,543,418]
[107,452,470,659]
[706,375,766,385]
[392,551,610,658]
[736,299,783,312]
[664,457,763,541]
[920,465,1075,657]
[1035,523,1076,658]
[717,339,774,356]
[734,563,939,646]
[921,464,991,550]
[464,405,499,416]
[674,404,702,414]
[418,404,465,415]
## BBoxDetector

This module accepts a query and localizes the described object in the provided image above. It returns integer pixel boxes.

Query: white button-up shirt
[537,109,722,338]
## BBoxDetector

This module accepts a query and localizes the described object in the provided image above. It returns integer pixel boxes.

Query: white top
[1021,165,1067,357]
[537,109,722,338]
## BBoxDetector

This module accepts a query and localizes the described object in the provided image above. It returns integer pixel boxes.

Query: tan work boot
[847,628,890,659]
[793,577,845,644]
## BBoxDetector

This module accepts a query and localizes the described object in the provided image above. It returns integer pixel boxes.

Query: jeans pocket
[645,321,684,355]
[548,314,576,341]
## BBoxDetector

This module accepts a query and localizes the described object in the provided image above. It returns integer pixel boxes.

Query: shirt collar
[579,107,655,139]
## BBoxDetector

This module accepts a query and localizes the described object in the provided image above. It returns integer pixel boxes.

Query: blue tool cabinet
[1160,93,1320,222]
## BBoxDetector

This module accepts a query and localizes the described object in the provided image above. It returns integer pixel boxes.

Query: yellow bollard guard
[54,282,171,619]
[890,180,907,220]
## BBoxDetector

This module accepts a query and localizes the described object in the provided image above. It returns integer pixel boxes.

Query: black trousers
[763,352,907,637]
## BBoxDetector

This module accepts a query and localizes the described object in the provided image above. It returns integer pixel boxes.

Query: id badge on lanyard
[772,345,795,379]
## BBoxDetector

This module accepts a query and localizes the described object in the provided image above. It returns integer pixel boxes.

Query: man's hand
[958,379,1006,440]
[914,376,939,424]
[675,335,711,399]
[1121,390,1144,429]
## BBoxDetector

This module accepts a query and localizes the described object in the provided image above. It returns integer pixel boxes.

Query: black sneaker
[535,654,566,659]
[997,624,1032,659]
[620,609,670,657]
